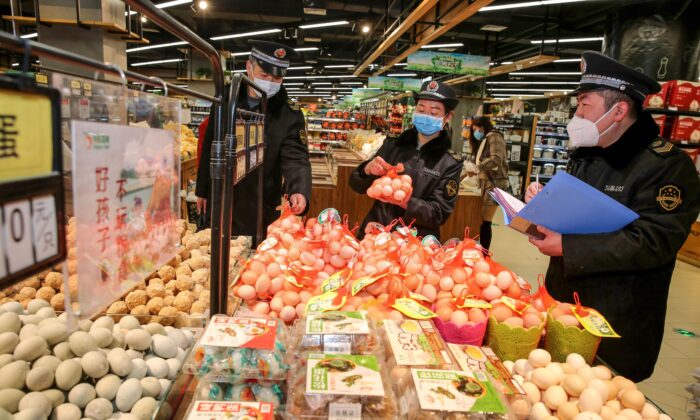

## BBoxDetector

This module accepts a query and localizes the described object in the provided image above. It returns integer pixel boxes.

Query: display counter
[308,147,483,240]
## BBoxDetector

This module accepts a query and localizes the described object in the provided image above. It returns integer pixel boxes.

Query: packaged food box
[184,315,289,380]
[651,114,673,138]
[448,344,525,398]
[186,401,274,420]
[401,368,509,419]
[670,115,700,143]
[194,379,286,418]
[285,353,399,419]
[381,319,455,368]
[289,311,383,356]
[644,80,673,109]
[668,80,700,111]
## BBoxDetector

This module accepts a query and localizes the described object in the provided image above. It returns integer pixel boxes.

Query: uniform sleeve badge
[656,184,683,212]
[299,128,308,145]
[445,179,458,198]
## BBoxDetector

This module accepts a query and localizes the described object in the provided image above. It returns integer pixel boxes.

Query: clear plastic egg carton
[193,378,286,419]
[380,318,457,369]
[184,400,276,420]
[285,353,399,419]
[398,368,511,420]
[183,314,290,381]
[288,311,385,358]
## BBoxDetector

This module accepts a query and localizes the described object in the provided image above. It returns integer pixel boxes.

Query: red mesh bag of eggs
[485,296,546,361]
[525,275,559,313]
[544,292,610,364]
[366,163,413,206]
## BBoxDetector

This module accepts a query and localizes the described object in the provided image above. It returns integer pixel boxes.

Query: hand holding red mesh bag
[366,163,413,206]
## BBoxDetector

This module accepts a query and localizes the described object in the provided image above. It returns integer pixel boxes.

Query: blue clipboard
[519,172,639,234]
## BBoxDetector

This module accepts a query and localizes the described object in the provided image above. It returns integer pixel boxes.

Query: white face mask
[566,103,620,148]
[252,77,282,98]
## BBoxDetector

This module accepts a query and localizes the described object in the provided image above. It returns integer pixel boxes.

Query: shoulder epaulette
[648,138,675,156]
[287,99,300,111]
[448,149,463,161]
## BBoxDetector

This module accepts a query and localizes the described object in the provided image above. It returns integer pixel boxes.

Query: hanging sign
[0,81,66,288]
[406,51,490,75]
[368,76,423,93]
[72,121,180,318]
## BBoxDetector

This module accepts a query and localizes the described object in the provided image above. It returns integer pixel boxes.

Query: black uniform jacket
[196,86,312,236]
[349,127,463,240]
[546,111,700,382]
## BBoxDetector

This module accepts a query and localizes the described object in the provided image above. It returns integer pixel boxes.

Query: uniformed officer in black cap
[196,39,312,236]
[525,51,700,381]
[349,80,463,239]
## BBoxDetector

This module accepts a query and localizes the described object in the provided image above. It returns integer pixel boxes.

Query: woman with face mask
[468,116,508,250]
[349,80,463,240]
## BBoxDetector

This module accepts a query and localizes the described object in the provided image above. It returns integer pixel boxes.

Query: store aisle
[489,209,700,419]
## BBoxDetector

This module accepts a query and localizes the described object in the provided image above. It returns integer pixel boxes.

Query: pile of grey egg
[0,299,195,420]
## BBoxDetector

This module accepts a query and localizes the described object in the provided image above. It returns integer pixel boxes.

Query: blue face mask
[473,130,484,141]
[412,112,444,136]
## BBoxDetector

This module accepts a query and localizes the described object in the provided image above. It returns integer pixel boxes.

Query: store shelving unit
[530,117,571,185]
[492,114,537,198]
[646,107,700,150]
[186,99,212,137]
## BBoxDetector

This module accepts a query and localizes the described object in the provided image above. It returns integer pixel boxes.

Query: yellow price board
[0,88,54,182]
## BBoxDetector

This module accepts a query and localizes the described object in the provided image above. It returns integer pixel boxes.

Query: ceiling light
[20,33,38,39]
[394,63,408,67]
[324,64,354,68]
[197,0,208,10]
[421,43,464,49]
[288,66,313,70]
[231,51,251,57]
[530,36,603,44]
[298,20,349,29]
[11,63,19,67]
[486,81,579,85]
[488,88,571,92]
[130,58,183,67]
[284,82,304,86]
[126,0,192,15]
[316,87,353,90]
[127,40,188,53]
[232,69,246,73]
[311,82,332,85]
[480,25,507,32]
[331,94,337,99]
[340,82,363,85]
[361,25,370,34]
[284,74,360,80]
[141,16,147,23]
[510,72,581,75]
[554,58,583,63]
[211,28,281,41]
[295,47,319,52]
[363,84,367,88]
[387,73,417,77]
[481,0,589,12]
[304,37,322,42]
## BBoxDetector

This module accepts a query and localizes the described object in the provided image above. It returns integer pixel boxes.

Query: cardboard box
[668,80,700,111]
[644,81,673,108]
[670,115,700,143]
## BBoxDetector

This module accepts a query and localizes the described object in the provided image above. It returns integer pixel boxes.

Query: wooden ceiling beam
[353,0,439,77]
[374,0,494,76]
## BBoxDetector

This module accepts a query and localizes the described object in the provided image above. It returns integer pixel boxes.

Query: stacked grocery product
[183,314,289,418]
[645,80,700,145]
[164,122,199,160]
[0,302,195,419]
[347,129,386,158]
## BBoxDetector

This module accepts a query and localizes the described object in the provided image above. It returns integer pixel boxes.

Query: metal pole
[8,0,18,36]
[540,5,549,55]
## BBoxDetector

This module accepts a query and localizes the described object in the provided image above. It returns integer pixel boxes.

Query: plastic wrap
[193,378,286,418]
[288,311,383,356]
[184,315,289,380]
[400,368,510,419]
[285,353,399,419]
[185,401,275,419]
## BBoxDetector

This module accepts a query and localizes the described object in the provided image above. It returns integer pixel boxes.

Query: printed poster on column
[406,51,490,76]
[71,121,180,318]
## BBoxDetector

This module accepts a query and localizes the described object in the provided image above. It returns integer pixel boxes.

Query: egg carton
[190,378,287,419]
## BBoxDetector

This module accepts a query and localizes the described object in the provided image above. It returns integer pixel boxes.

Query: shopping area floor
[488,210,700,419]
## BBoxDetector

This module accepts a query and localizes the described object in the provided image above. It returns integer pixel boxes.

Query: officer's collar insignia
[445,179,458,198]
[656,184,682,212]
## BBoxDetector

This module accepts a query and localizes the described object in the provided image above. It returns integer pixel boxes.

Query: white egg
[543,385,568,411]
[528,349,552,368]
[578,388,603,414]
[531,402,552,420]
[566,353,587,370]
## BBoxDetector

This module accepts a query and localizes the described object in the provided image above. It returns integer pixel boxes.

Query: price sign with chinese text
[0,81,66,288]
[72,121,179,318]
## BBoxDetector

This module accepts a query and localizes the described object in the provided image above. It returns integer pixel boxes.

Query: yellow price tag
[351,272,388,296]
[321,269,349,293]
[0,88,53,182]
[35,74,48,85]
[284,274,303,288]
[70,80,81,89]
[500,296,530,315]
[305,291,346,316]
[391,298,436,320]
[573,308,621,338]
[455,298,492,309]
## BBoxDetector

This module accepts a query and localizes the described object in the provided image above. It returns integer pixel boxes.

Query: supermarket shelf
[534,144,568,150]
[531,173,554,179]
[307,117,358,122]
[646,108,700,117]
[506,141,531,146]
[309,140,345,146]
[307,128,350,133]
[537,121,568,127]
[533,157,568,164]
[670,141,700,149]
[309,150,328,155]
[536,131,569,138]
[190,111,210,115]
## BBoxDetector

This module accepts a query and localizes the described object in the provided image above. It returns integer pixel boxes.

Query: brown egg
[563,374,587,397]
[510,398,530,419]
[620,389,645,412]
[604,400,621,414]
[522,382,541,404]
[640,403,660,419]
[611,376,636,395]
[619,408,642,420]
[557,401,580,420]
[592,366,613,381]
[543,385,568,411]
[578,388,603,414]
[599,406,616,420]
[532,368,558,390]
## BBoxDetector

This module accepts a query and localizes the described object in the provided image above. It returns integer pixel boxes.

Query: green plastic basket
[485,316,543,361]
[544,312,601,365]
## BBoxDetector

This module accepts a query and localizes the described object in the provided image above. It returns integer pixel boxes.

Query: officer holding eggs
[350,80,463,240]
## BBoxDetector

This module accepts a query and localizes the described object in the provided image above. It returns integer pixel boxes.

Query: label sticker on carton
[201,316,278,350]
[306,354,385,397]
[384,319,452,366]
[411,368,507,414]
[306,311,370,335]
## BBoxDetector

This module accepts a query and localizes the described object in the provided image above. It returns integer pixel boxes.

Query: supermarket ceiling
[2,0,697,96]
